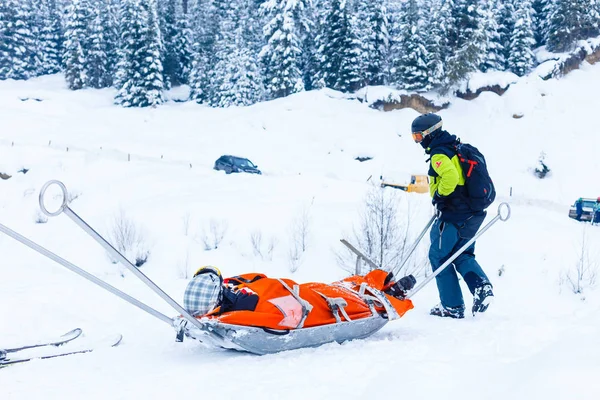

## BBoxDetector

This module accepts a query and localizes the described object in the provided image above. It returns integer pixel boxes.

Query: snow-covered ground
[1,63,600,400]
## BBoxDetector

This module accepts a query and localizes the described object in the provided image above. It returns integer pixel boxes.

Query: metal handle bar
[340,239,380,272]
[342,214,436,276]
[392,214,436,277]
[39,180,206,331]
[407,202,510,299]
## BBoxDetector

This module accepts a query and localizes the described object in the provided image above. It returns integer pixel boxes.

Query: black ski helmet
[411,113,443,143]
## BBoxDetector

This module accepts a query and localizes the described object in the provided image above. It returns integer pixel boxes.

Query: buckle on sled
[315,291,352,323]
[358,283,401,320]
[275,279,313,329]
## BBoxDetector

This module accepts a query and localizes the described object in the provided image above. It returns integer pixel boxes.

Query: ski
[0,334,122,367]
[1,328,83,356]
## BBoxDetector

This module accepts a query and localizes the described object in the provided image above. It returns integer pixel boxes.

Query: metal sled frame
[179,315,389,355]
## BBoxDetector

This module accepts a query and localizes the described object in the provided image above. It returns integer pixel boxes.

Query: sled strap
[276,279,313,329]
[334,283,379,317]
[355,288,379,317]
[315,291,352,323]
[359,283,401,320]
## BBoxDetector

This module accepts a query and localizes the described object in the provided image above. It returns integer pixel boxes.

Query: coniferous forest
[1,0,599,107]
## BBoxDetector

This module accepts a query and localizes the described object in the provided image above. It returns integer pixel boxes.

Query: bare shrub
[336,185,428,278]
[288,246,302,273]
[287,205,312,272]
[197,218,228,250]
[534,151,551,179]
[250,230,263,257]
[182,212,191,237]
[34,210,48,224]
[178,247,192,279]
[67,190,81,202]
[107,210,150,275]
[249,230,277,260]
[561,228,598,296]
[498,264,506,277]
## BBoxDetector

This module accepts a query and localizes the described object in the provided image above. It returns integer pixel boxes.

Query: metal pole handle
[340,239,380,272]
[392,214,436,277]
[407,202,511,299]
[39,180,206,331]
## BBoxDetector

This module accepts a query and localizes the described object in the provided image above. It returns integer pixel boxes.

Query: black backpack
[454,142,496,211]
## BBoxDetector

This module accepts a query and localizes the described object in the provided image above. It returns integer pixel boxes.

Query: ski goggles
[411,121,443,143]
[412,131,425,143]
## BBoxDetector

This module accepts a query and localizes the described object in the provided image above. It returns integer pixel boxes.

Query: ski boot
[430,304,465,319]
[472,283,494,315]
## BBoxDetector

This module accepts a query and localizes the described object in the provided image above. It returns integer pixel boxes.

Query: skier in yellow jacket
[411,113,494,319]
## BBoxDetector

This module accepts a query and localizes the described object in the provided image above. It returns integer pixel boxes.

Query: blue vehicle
[569,198,599,222]
[214,155,262,175]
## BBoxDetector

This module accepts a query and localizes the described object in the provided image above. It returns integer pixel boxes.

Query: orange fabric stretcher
[204,269,414,330]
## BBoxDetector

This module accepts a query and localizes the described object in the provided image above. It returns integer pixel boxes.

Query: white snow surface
[1,65,600,400]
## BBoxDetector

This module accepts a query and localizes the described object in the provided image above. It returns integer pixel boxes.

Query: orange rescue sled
[175,270,413,354]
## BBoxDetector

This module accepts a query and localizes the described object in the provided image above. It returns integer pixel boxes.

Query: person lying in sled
[183,266,416,330]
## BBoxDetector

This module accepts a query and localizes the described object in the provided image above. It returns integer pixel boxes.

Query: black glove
[385,275,417,299]
[432,191,447,211]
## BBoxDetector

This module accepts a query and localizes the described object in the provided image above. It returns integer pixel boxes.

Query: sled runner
[0,180,510,355]
[178,315,389,355]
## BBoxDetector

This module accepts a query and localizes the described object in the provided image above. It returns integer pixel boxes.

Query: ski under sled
[1,331,122,367]
[0,180,511,356]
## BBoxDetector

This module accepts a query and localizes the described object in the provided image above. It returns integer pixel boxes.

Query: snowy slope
[1,63,599,400]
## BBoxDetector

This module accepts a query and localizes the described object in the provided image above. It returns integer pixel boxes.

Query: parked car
[568,197,599,222]
[214,155,262,175]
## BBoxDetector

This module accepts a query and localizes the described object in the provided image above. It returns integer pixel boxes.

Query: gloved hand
[385,274,417,299]
[432,191,447,211]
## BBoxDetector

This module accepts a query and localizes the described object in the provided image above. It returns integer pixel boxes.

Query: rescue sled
[174,271,413,354]
[0,180,510,355]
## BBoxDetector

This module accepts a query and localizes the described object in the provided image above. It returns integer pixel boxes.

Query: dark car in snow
[214,155,262,175]
[568,198,599,222]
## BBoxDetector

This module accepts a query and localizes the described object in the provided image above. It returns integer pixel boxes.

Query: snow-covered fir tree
[546,0,591,52]
[306,0,329,90]
[159,0,192,88]
[423,0,451,89]
[171,1,193,86]
[102,0,120,87]
[86,0,111,88]
[391,0,430,91]
[354,0,389,86]
[210,37,263,106]
[209,0,263,106]
[63,0,91,89]
[444,0,487,91]
[496,0,515,69]
[22,0,42,77]
[479,0,504,72]
[318,0,362,93]
[260,0,309,99]
[115,0,165,107]
[531,0,550,46]
[0,0,23,80]
[508,0,535,76]
[188,0,223,102]
[583,0,600,38]
[0,0,40,80]
[299,4,319,91]
[38,0,63,75]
